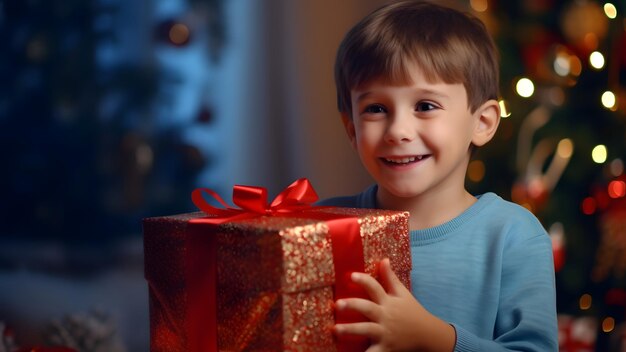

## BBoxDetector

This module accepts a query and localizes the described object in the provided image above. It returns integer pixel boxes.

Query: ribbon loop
[192,178,319,220]
[270,178,318,209]
[191,188,238,217]
[232,185,269,214]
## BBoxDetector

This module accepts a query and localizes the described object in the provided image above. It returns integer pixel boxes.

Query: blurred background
[0,0,625,350]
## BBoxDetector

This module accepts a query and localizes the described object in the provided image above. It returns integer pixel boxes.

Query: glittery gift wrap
[143,207,410,352]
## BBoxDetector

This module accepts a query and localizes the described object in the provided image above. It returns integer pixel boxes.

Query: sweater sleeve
[452,233,558,352]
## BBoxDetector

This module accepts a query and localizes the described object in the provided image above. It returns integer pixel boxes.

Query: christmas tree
[466,1,626,350]
[0,0,224,244]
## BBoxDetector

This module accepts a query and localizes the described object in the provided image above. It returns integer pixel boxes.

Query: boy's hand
[333,258,456,352]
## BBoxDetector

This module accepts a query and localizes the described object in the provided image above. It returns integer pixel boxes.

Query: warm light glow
[601,91,617,110]
[608,180,626,198]
[554,55,570,76]
[470,0,488,12]
[169,23,190,45]
[581,197,597,215]
[589,51,605,69]
[516,78,534,98]
[556,139,574,159]
[592,145,608,164]
[610,158,624,176]
[579,293,592,310]
[499,100,511,118]
[468,160,486,182]
[569,55,582,76]
[604,3,618,19]
[602,317,615,332]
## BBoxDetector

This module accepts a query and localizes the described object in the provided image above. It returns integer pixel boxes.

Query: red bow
[191,178,319,222]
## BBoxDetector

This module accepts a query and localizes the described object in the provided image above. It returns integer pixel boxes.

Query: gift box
[143,179,411,351]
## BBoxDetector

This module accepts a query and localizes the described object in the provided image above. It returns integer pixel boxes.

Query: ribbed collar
[360,184,497,246]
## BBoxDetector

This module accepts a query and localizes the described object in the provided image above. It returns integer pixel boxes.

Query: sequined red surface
[143,208,410,351]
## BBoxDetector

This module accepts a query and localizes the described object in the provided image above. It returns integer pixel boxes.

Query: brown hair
[334,0,499,115]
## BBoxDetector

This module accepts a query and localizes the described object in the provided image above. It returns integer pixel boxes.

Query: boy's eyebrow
[354,87,452,102]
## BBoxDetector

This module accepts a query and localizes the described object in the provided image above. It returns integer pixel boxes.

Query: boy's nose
[384,114,415,144]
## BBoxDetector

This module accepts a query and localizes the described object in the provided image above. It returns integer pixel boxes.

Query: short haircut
[335,0,499,115]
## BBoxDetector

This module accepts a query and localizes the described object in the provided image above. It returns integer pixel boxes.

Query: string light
[581,197,597,215]
[608,180,626,198]
[589,51,605,69]
[601,90,617,110]
[579,293,592,310]
[602,317,615,332]
[604,3,617,19]
[516,78,534,98]
[592,145,607,164]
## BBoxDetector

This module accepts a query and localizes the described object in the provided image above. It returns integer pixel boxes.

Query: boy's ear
[341,112,357,149]
[472,99,500,147]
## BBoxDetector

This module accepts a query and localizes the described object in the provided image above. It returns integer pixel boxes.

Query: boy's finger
[334,321,383,339]
[365,345,386,352]
[379,258,404,295]
[352,272,387,303]
[336,297,381,321]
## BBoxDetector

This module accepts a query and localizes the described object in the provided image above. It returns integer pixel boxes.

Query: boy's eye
[363,104,387,114]
[416,102,438,112]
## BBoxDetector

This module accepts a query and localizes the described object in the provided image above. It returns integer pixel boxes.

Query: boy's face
[343,64,498,201]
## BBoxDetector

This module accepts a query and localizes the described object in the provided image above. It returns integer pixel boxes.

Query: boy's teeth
[386,156,417,163]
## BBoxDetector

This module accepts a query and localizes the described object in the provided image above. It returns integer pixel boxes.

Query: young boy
[320,1,558,351]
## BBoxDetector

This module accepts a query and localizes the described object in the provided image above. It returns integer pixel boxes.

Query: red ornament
[592,175,626,281]
[552,241,566,272]
[511,178,549,213]
[558,315,597,352]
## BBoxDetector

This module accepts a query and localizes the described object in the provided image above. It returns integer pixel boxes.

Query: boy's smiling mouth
[381,155,431,166]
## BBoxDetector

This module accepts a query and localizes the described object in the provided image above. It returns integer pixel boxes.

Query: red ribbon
[186,178,369,351]
[190,177,319,222]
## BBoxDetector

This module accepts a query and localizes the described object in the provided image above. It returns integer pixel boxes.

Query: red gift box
[143,179,411,351]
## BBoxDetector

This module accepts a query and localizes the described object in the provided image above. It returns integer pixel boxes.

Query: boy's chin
[380,184,424,199]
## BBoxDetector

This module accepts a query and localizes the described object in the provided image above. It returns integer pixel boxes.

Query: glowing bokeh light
[554,55,570,76]
[592,145,608,164]
[608,180,626,198]
[470,0,488,12]
[604,3,617,19]
[569,55,582,76]
[557,139,574,158]
[579,293,592,310]
[581,197,597,215]
[169,23,190,45]
[601,91,616,110]
[589,51,605,69]
[516,78,534,98]
[468,160,486,182]
[602,317,615,333]
[610,159,624,176]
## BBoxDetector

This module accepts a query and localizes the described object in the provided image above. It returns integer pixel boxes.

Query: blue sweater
[319,185,558,351]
